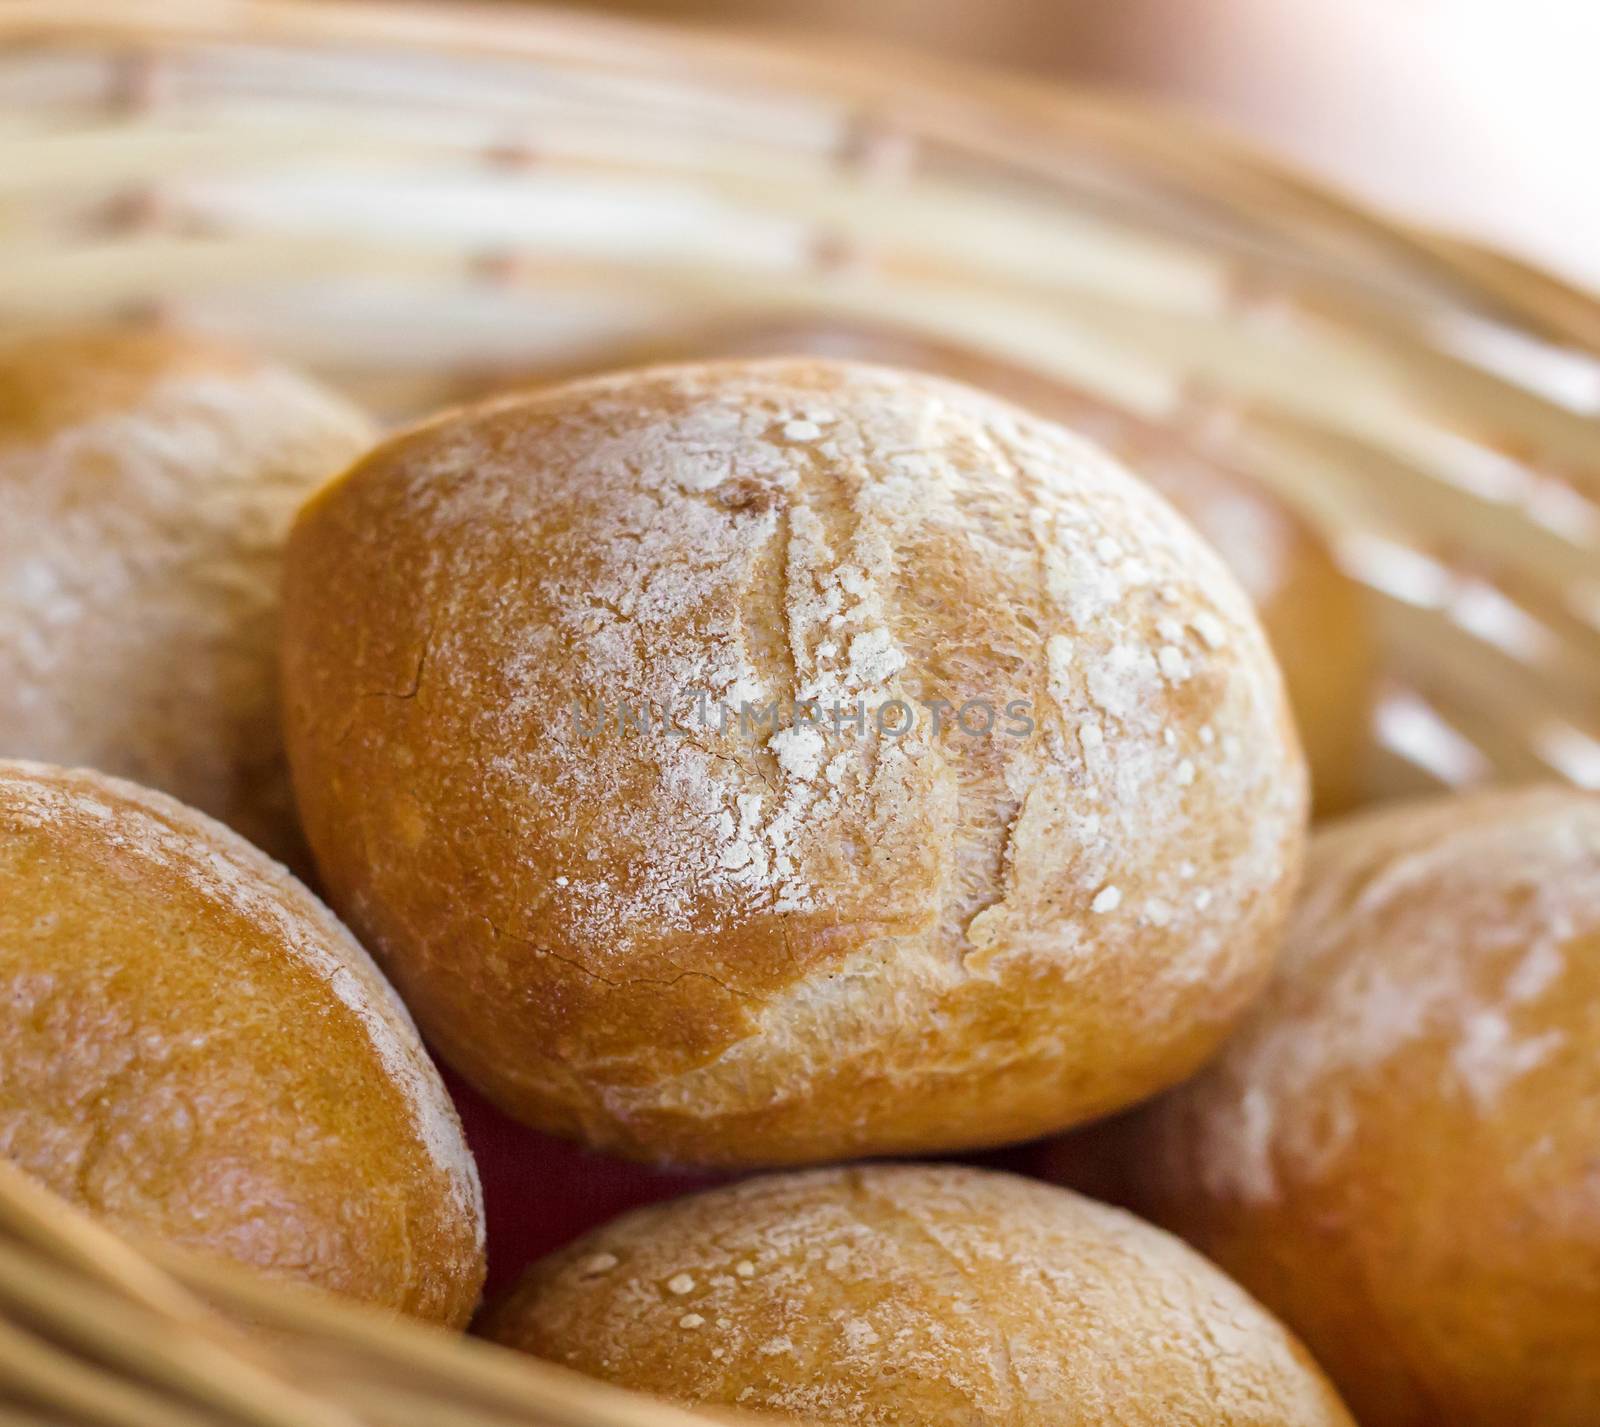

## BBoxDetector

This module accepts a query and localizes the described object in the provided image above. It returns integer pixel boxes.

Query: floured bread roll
[0,327,374,861]
[282,359,1307,1165]
[483,1164,1354,1426]
[1119,787,1600,1426]
[0,760,485,1327]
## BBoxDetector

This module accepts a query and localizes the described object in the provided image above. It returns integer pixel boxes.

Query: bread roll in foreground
[0,761,485,1327]
[1121,787,1600,1426]
[0,327,373,861]
[483,1164,1353,1426]
[283,359,1307,1164]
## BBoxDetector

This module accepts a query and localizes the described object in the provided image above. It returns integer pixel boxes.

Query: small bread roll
[483,1164,1353,1426]
[283,359,1307,1165]
[0,760,485,1326]
[0,328,374,861]
[1120,787,1600,1426]
[502,320,1373,811]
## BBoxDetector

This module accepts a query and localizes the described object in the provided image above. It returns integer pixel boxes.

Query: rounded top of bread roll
[496,320,1373,811]
[484,1163,1352,1426]
[0,759,485,1326]
[0,326,373,861]
[284,358,1307,1164]
[1127,785,1600,1426]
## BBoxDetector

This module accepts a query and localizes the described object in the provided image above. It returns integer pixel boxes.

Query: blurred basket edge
[0,1156,750,1427]
[0,2,1598,1419]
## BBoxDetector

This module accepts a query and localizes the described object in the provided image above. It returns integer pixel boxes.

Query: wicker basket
[2,1,1599,1421]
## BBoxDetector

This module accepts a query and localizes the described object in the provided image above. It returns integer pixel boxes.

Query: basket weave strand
[0,1158,742,1425]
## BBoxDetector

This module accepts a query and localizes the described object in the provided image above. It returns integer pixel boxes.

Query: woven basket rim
[4,0,1598,348]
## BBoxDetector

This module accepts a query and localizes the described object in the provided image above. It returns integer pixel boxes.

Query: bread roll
[283,359,1307,1165]
[0,327,374,862]
[499,319,1372,811]
[483,1164,1353,1426]
[1118,786,1600,1426]
[0,760,485,1326]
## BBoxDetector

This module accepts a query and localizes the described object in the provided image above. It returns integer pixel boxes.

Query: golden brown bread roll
[0,760,485,1327]
[502,320,1373,812]
[282,358,1308,1165]
[0,327,374,862]
[482,1163,1354,1426]
[1115,786,1600,1426]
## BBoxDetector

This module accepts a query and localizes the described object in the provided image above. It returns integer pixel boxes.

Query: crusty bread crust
[0,760,485,1326]
[0,328,374,863]
[284,359,1307,1164]
[1121,786,1600,1426]
[483,1163,1353,1426]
